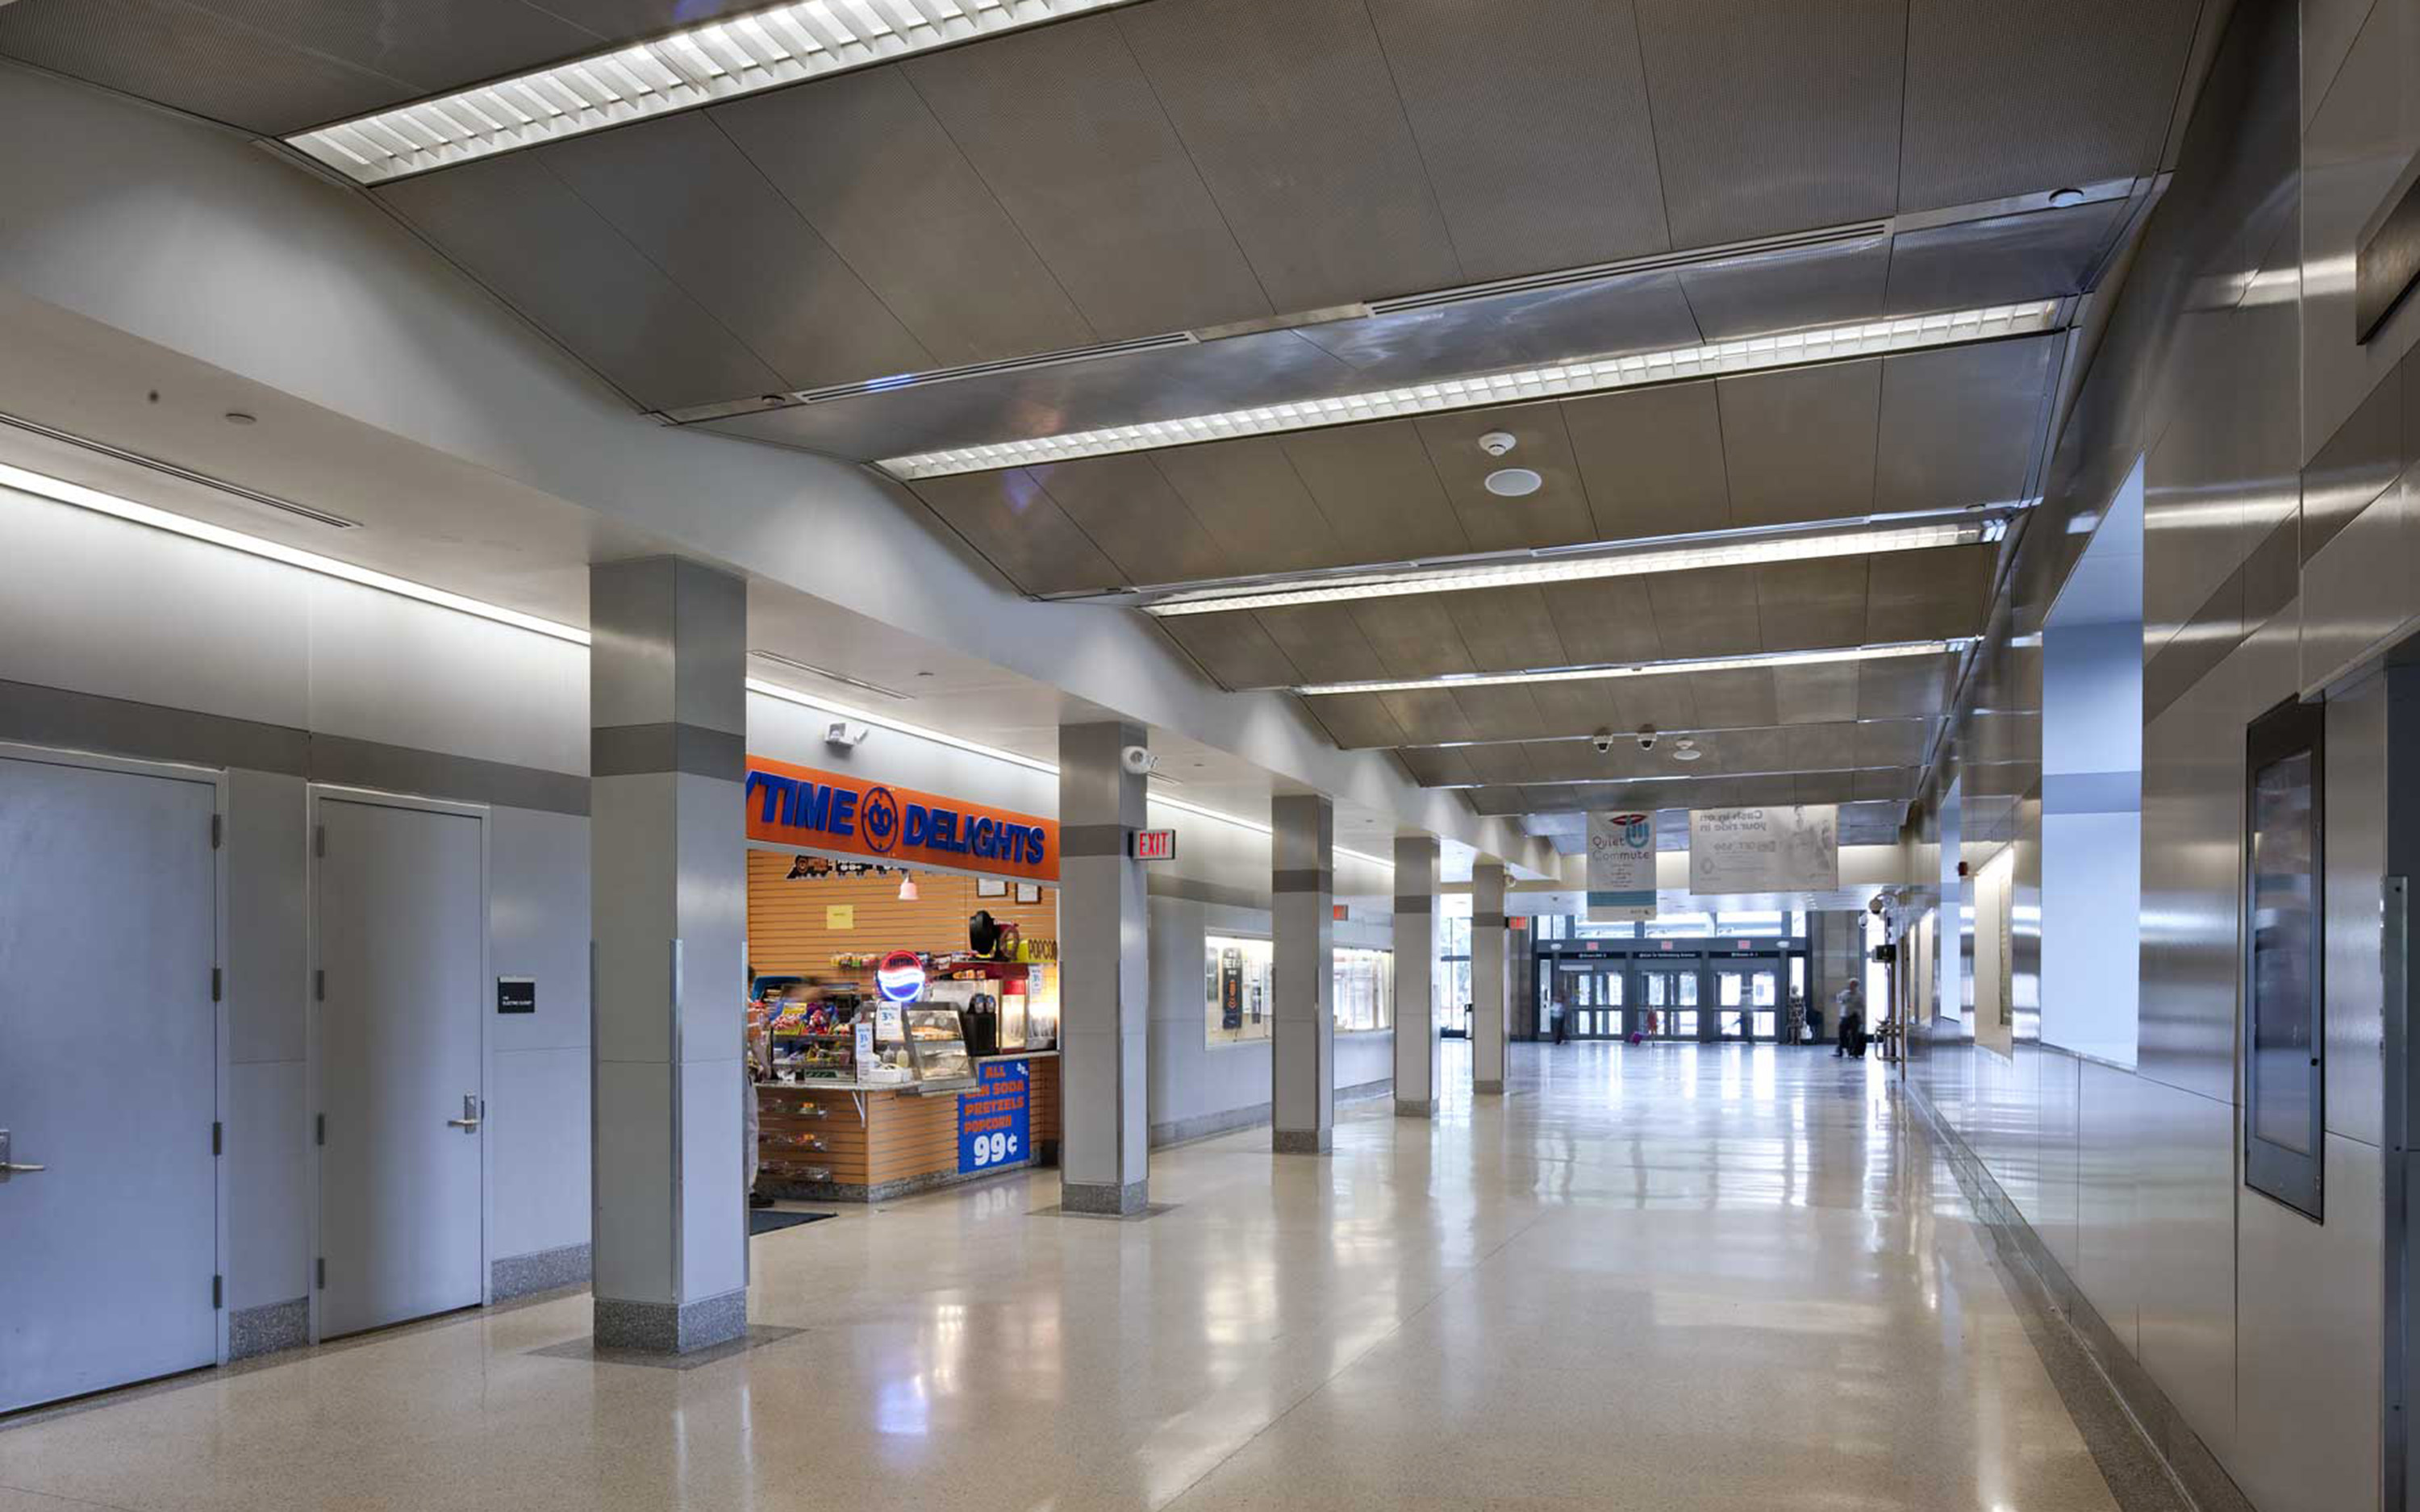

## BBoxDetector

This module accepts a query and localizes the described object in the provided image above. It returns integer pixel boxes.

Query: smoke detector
[1483,467,1543,498]
[1477,431,1517,457]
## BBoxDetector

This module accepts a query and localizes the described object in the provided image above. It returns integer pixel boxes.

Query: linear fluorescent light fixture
[748,648,915,701]
[879,301,2059,479]
[286,0,1140,185]
[0,460,588,644]
[1147,519,2000,617]
[1298,639,1967,698]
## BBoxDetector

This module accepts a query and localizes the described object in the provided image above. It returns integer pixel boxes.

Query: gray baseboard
[1474,1078,1504,1094]
[1150,1100,1271,1149]
[1394,1098,1435,1118]
[1271,1126,1333,1155]
[491,1242,590,1301]
[594,1288,748,1354]
[1901,1077,2254,1512]
[1337,1077,1392,1104]
[1062,1177,1150,1216]
[227,1297,309,1360]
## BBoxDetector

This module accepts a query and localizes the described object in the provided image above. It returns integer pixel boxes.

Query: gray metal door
[0,754,218,1411]
[315,796,483,1339]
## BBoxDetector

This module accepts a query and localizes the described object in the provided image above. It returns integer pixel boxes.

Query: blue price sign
[958,1060,1030,1174]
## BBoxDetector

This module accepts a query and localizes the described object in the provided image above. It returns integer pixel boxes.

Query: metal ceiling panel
[1644,565,1765,659]
[908,471,1122,595]
[1304,693,1412,750]
[1379,689,1481,744]
[711,68,1095,365]
[1113,0,1463,310]
[1028,454,1233,586]
[1362,0,1670,280]
[1255,604,1392,687]
[1156,613,1304,690]
[1459,744,1543,786]
[1525,679,1645,743]
[1442,588,1571,674]
[376,155,784,412]
[1148,437,1350,574]
[1674,231,1891,340]
[1783,722,1864,772]
[1875,337,2055,511]
[1855,718,1936,767]
[1685,668,1781,729]
[1593,677,1702,740]
[1771,661,1864,724]
[536,113,930,396]
[1715,359,1883,527]
[1854,654,1955,719]
[1752,557,1871,651]
[1884,200,2129,314]
[1792,772,1863,806]
[1517,744,1656,785]
[1632,0,1908,246]
[1898,0,2200,210]
[1446,683,1554,741]
[1866,542,1995,640]
[1710,724,1795,775]
[1561,381,1734,542]
[1853,768,1917,802]
[1293,269,1704,384]
[1346,597,1479,681]
[1537,578,1668,668]
[1279,422,1474,562]
[1414,405,1598,553]
[1396,747,1473,787]
[901,15,1275,340]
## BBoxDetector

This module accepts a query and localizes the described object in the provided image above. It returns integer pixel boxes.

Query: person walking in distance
[1834,979,1867,1060]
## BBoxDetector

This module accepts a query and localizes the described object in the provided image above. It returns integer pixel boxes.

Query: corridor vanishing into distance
[0,1044,2120,1512]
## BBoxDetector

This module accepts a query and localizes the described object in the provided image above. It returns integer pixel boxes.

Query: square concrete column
[1471,860,1508,1094]
[1272,793,1334,1154]
[1058,722,1150,1214]
[1392,835,1439,1117]
[589,557,748,1353]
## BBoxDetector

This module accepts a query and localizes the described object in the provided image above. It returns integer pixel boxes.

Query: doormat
[750,1209,837,1236]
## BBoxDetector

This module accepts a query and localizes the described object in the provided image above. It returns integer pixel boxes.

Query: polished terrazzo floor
[0,1043,2120,1511]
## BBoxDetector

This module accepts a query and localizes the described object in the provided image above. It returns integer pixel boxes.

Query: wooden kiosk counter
[757,1052,1061,1203]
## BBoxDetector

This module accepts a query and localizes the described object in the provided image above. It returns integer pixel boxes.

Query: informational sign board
[744,753,1058,881]
[495,977,536,1014]
[824,904,854,931]
[1688,806,1839,893]
[1133,828,1177,860]
[958,1059,1030,1173]
[1220,948,1244,1031]
[1586,811,1658,921]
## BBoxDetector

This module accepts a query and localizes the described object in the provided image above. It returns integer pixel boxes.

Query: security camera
[1120,744,1158,776]
[1591,727,1615,754]
[1477,431,1517,458]
[1636,724,1658,752]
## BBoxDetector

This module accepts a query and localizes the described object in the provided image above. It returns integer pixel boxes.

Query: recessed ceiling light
[1146,517,2001,616]
[2048,187,2086,206]
[879,301,2059,479]
[1672,739,1704,763]
[1295,639,1965,697]
[286,0,1141,184]
[223,411,257,426]
[1483,467,1542,498]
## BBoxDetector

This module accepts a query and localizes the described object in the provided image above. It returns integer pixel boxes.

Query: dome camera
[1591,727,1615,755]
[1120,744,1158,776]
[1636,724,1658,752]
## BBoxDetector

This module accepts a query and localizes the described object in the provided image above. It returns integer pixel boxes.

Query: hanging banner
[1688,805,1840,893]
[1586,811,1658,921]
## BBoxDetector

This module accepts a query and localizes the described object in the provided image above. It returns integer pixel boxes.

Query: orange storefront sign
[744,754,1059,882]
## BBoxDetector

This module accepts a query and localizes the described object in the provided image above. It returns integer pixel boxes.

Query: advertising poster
[1586,811,1658,921]
[1688,806,1839,893]
[958,1059,1031,1173]
[1220,948,1244,1031]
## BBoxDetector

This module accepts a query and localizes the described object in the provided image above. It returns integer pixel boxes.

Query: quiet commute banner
[1687,805,1839,893]
[1586,811,1658,921]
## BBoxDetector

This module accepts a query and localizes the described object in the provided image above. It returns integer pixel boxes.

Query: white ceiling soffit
[286,1,1144,185]
[1296,639,1970,698]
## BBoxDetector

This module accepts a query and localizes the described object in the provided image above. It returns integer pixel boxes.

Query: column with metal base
[1272,793,1334,1153]
[1393,835,1439,1117]
[1472,860,1508,1094]
[1058,722,1150,1214]
[589,556,749,1353]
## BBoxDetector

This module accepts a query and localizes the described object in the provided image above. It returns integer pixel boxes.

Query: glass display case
[904,1006,973,1085]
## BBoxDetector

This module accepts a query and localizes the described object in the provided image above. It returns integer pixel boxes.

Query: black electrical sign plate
[496,977,536,1014]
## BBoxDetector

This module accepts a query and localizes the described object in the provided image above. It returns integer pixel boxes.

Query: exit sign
[1133,828,1177,860]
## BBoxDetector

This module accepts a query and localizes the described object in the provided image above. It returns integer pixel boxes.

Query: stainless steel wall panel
[1561,382,1734,543]
[1030,455,1236,587]
[2323,669,2388,1148]
[1112,0,1462,311]
[1413,406,1597,553]
[1293,269,1703,385]
[2033,1046,2082,1274]
[2131,1077,2238,1464]
[1630,0,1906,247]
[1280,423,1475,562]
[1882,200,2130,316]
[2302,360,2405,566]
[2137,666,2238,1105]
[2234,1132,2385,1512]
[711,69,1095,365]
[1674,232,1890,342]
[1714,360,1883,528]
[536,113,931,394]
[901,16,1274,341]
[1896,0,2198,210]
[1361,0,1671,281]
[1873,338,2055,512]
[905,471,1124,596]
[378,155,786,412]
[2301,472,2420,694]
[2074,1057,2146,1358]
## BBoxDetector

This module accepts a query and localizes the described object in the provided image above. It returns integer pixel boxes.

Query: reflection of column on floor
[1272,794,1334,1154]
[1058,722,1150,1214]
[590,557,747,1354]
[1392,835,1439,1117]
[1472,860,1507,1093]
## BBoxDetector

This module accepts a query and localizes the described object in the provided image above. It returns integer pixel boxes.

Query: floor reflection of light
[874,1375,931,1436]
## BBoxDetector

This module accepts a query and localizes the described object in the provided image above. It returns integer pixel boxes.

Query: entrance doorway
[1713,959,1780,1042]
[314,793,486,1339]
[1553,963,1626,1039]
[1632,960,1700,1040]
[0,752,220,1412]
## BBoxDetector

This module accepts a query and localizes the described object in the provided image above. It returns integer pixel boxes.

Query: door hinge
[314,968,325,1002]
[314,823,325,859]
[212,1274,223,1310]
[211,1121,222,1156]
[315,1113,325,1147]
[211,966,223,1003]
[211,813,223,849]
[315,1257,326,1290]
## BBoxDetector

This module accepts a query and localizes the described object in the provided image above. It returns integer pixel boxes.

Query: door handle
[445,1094,482,1133]
[0,1128,40,1178]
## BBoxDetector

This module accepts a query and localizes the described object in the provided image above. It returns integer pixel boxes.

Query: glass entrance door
[1553,964,1625,1039]
[1713,960,1781,1041]
[1631,961,1700,1039]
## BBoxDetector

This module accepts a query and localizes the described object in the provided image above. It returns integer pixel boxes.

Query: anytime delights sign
[743,754,1059,881]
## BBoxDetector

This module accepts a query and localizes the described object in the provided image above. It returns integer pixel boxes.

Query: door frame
[0,740,230,1369]
[1629,955,1705,1039]
[305,784,491,1344]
